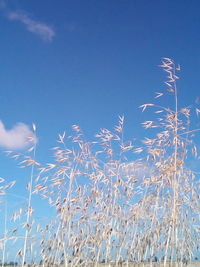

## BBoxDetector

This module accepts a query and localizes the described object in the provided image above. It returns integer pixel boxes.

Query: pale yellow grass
[7,263,200,267]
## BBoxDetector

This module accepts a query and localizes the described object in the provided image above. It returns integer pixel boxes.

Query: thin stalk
[164,61,179,266]
[171,62,179,265]
[2,199,7,267]
[22,143,37,267]
[149,186,160,265]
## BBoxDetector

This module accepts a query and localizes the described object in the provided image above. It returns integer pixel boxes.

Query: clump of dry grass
[0,58,199,267]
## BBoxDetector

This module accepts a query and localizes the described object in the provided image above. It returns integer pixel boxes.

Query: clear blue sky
[0,0,199,167]
[0,0,200,144]
[1,0,200,261]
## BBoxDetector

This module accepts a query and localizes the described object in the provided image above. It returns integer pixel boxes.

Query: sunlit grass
[0,58,200,267]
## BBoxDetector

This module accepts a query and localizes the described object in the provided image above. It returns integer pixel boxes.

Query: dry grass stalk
[0,59,199,266]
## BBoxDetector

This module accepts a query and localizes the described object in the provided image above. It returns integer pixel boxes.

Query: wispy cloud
[7,10,55,42]
[0,121,37,150]
[0,0,5,9]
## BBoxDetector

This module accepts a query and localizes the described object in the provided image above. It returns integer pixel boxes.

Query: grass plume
[0,58,199,266]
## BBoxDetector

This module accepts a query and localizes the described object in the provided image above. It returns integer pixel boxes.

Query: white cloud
[8,10,55,42]
[0,121,37,150]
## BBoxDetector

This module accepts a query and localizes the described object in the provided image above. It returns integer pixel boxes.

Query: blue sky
[0,0,200,147]
[0,0,199,164]
[0,0,200,261]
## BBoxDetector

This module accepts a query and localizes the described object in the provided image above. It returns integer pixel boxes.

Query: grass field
[1,59,199,267]
[4,262,200,267]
